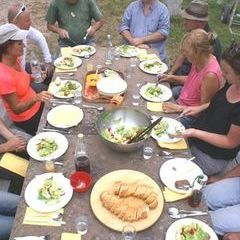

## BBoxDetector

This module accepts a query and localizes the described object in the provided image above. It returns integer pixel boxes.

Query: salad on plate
[176,223,210,240]
[55,56,75,68]
[72,45,95,57]
[38,176,65,204]
[57,80,80,97]
[36,138,58,157]
[116,45,138,57]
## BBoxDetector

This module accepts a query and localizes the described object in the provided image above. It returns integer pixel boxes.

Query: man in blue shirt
[119,0,170,63]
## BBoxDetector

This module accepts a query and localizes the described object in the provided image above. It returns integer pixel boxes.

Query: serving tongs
[127,116,162,144]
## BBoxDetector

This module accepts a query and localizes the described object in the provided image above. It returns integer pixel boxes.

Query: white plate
[165,218,218,240]
[27,132,68,161]
[47,105,84,128]
[116,45,138,58]
[151,117,185,143]
[25,173,73,213]
[139,59,168,75]
[71,45,96,57]
[160,158,203,194]
[140,83,172,102]
[50,80,82,99]
[54,56,82,70]
[96,76,127,96]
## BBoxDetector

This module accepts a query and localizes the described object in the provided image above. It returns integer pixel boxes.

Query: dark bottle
[74,134,90,173]
[188,174,208,208]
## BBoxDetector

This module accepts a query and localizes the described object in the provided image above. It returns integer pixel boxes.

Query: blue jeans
[203,177,240,235]
[0,191,19,240]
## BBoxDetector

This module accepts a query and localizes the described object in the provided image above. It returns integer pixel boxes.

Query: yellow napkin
[61,233,81,240]
[158,139,188,150]
[55,47,77,72]
[0,153,28,177]
[61,47,73,57]
[163,187,190,202]
[23,207,64,226]
[147,102,163,112]
[137,49,160,62]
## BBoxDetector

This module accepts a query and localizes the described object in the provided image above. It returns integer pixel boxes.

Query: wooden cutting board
[90,169,164,232]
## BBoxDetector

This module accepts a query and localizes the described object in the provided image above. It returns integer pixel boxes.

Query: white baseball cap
[0,23,27,44]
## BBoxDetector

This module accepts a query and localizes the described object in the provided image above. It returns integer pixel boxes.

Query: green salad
[56,56,75,68]
[117,45,137,56]
[58,81,79,96]
[145,85,163,99]
[144,61,163,70]
[37,138,58,157]
[102,125,143,144]
[73,46,92,54]
[176,223,210,240]
[153,121,169,136]
[38,177,65,204]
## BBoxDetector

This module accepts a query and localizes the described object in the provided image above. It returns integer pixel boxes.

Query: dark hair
[0,40,15,61]
[222,42,240,75]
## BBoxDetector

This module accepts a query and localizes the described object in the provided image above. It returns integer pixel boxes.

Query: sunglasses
[228,41,240,57]
[12,3,26,22]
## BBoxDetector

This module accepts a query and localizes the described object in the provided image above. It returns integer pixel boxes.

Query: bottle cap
[77,133,84,138]
[197,174,208,186]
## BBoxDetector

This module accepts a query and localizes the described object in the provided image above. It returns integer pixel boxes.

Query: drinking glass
[130,57,138,68]
[45,159,55,172]
[84,52,90,60]
[142,146,153,160]
[132,93,140,106]
[74,89,82,104]
[125,65,132,79]
[114,48,120,61]
[75,215,88,235]
[122,225,136,240]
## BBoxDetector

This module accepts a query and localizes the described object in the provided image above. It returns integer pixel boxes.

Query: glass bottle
[75,134,90,173]
[188,174,208,208]
[30,51,43,83]
[105,34,114,65]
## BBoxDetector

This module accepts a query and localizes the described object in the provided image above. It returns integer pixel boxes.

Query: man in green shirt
[46,0,103,47]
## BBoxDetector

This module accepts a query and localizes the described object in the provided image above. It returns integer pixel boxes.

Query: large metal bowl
[96,107,151,152]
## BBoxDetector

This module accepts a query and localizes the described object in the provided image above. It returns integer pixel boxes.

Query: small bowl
[70,171,92,192]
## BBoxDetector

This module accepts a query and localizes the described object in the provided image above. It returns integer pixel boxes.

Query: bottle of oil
[188,174,208,208]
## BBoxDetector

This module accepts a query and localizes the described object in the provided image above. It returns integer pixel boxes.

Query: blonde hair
[180,29,215,56]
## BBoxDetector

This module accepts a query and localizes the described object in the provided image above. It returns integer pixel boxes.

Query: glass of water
[75,215,88,235]
[84,52,90,60]
[74,89,82,104]
[114,48,120,61]
[130,57,138,68]
[122,225,136,240]
[143,146,153,160]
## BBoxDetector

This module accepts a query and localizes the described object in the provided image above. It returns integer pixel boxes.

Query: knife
[41,128,71,134]
[170,212,208,219]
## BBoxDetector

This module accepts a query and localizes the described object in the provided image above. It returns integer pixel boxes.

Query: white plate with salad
[54,56,82,70]
[140,83,172,102]
[165,218,218,240]
[51,80,82,99]
[27,132,68,161]
[139,59,168,75]
[71,45,96,57]
[151,117,185,143]
[160,158,203,194]
[115,45,139,58]
[25,173,73,212]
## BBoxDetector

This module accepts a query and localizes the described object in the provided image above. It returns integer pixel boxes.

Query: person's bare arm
[132,32,166,46]
[0,118,27,153]
[47,23,69,39]
[160,74,187,85]
[182,124,240,149]
[87,20,103,36]
[169,54,186,74]
[200,72,220,104]
[121,30,134,45]
[2,91,52,114]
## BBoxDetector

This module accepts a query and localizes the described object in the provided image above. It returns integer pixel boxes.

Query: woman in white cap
[0,23,52,135]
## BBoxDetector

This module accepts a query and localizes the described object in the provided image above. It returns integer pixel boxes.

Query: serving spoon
[168,207,208,219]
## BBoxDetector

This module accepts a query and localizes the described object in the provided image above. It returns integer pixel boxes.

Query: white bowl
[96,76,127,96]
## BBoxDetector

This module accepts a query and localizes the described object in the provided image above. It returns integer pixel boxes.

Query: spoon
[82,104,104,111]
[168,207,207,216]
